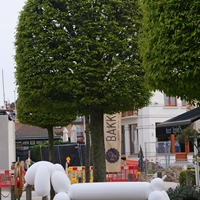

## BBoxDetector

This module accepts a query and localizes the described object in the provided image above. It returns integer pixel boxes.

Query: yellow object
[67,166,93,184]
[70,178,78,184]
[27,158,31,166]
[66,157,71,162]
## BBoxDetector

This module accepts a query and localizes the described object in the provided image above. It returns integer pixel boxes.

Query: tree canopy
[16,95,76,129]
[139,0,200,103]
[16,87,76,161]
[15,0,151,114]
[176,126,200,149]
[15,0,152,182]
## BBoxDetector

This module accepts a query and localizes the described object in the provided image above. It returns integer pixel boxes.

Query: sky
[0,0,26,107]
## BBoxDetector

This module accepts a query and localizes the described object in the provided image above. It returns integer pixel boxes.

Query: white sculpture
[24,161,170,200]
[62,127,69,142]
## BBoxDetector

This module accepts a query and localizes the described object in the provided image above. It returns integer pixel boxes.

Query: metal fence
[143,141,195,175]
[159,159,193,169]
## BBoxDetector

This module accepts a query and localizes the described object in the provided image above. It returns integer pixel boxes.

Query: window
[54,126,62,129]
[129,124,138,154]
[30,141,35,145]
[75,116,83,122]
[181,99,186,106]
[76,125,83,137]
[23,141,29,145]
[164,94,177,106]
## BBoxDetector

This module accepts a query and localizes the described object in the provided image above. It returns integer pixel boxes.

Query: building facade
[121,91,192,161]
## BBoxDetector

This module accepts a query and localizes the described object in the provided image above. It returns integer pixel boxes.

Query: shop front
[156,107,200,160]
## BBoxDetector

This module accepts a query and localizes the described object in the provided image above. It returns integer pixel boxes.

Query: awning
[156,107,200,135]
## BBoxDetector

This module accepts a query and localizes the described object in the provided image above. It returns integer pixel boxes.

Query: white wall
[122,91,187,157]
[8,120,16,167]
[0,115,15,169]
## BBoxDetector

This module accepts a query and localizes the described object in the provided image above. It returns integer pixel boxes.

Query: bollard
[26,185,32,200]
[78,177,83,183]
[186,170,191,186]
[128,174,133,182]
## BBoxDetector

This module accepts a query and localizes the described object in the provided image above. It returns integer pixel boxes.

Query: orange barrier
[67,165,140,184]
[125,160,139,167]
[14,161,24,197]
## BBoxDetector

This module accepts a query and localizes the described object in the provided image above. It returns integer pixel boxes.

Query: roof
[156,107,200,135]
[15,123,48,139]
[15,123,64,140]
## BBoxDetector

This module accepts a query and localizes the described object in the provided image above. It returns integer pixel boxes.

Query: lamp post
[14,87,17,116]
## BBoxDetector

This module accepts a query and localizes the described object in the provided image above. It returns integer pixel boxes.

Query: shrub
[31,144,42,162]
[179,169,196,186]
[166,185,200,200]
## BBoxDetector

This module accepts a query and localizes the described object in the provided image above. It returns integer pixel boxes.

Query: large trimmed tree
[139,0,200,103]
[15,0,152,182]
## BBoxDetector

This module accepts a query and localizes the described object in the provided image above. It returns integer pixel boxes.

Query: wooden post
[11,186,16,200]
[170,134,175,154]
[186,170,191,186]
[26,185,32,200]
[128,173,133,181]
[185,140,190,154]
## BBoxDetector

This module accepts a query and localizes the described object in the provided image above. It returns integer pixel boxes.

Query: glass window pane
[164,94,169,105]
[170,97,176,105]
[182,99,186,106]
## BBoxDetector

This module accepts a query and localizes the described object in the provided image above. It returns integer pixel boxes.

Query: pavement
[1,182,178,200]
[164,181,178,190]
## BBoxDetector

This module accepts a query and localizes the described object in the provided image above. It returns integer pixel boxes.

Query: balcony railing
[122,110,138,117]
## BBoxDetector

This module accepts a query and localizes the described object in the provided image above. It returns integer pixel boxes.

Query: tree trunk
[46,126,55,200]
[90,110,106,182]
[47,126,54,163]
[85,115,91,182]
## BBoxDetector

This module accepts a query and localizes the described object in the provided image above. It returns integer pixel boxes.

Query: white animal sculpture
[24,161,170,200]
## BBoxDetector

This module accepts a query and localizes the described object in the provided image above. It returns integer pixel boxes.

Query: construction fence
[67,165,140,184]
[144,141,194,175]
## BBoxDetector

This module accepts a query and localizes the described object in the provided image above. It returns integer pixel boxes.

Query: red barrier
[68,165,140,183]
[106,166,140,182]
[0,170,14,188]
[0,169,26,188]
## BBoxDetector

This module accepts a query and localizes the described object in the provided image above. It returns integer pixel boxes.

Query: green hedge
[31,144,42,162]
[179,169,199,186]
[167,185,200,200]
